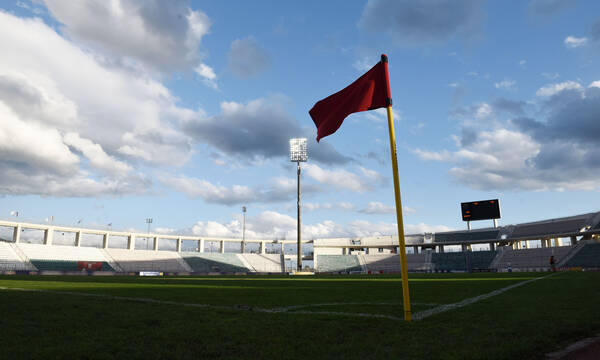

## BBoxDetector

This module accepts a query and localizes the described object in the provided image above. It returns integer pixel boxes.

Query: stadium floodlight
[242,206,247,253]
[289,138,308,162]
[145,218,153,250]
[289,138,307,272]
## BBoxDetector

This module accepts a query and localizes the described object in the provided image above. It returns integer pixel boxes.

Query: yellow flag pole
[382,54,412,321]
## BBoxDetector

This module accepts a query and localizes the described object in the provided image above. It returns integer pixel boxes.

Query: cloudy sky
[1,0,600,240]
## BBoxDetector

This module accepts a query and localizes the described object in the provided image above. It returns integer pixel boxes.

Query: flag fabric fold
[309,59,391,142]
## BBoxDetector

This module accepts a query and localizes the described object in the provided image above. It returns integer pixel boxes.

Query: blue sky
[1,0,600,239]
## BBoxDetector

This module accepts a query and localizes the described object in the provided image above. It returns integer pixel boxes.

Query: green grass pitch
[0,272,599,359]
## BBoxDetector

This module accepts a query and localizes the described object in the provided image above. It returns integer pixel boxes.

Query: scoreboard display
[461,199,501,221]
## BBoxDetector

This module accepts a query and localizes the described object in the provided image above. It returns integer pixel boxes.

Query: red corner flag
[309,55,391,142]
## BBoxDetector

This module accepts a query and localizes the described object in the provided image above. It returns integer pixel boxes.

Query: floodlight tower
[242,206,247,253]
[290,138,307,271]
[146,218,153,233]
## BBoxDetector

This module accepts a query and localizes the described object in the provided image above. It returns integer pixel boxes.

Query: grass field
[1,271,599,359]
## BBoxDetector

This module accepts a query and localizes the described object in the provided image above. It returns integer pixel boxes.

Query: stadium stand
[0,242,34,271]
[241,254,283,273]
[106,249,190,272]
[434,230,499,243]
[431,251,496,272]
[564,243,600,268]
[17,243,114,271]
[432,252,467,271]
[182,253,249,273]
[469,251,498,270]
[362,253,429,273]
[509,214,590,239]
[493,246,572,271]
[316,255,362,273]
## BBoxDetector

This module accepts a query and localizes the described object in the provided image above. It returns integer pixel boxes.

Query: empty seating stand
[316,255,361,273]
[182,253,249,273]
[494,247,571,271]
[106,249,189,272]
[434,230,499,243]
[18,243,113,271]
[432,251,496,272]
[0,242,32,271]
[241,254,282,273]
[565,243,600,268]
[362,253,428,273]
[30,260,113,271]
[510,216,589,239]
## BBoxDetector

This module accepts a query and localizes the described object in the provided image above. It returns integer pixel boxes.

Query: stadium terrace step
[30,260,114,271]
[431,251,496,272]
[434,230,499,243]
[106,249,189,272]
[564,243,600,268]
[493,246,571,271]
[362,253,429,273]
[316,255,362,273]
[182,253,250,273]
[17,243,111,270]
[0,241,34,271]
[509,215,590,239]
[241,254,283,273]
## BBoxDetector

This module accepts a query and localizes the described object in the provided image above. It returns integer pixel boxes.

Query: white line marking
[412,273,558,320]
[272,302,439,312]
[0,274,555,322]
[0,286,404,320]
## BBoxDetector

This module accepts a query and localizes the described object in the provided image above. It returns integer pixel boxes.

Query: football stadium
[1,210,600,359]
[3,1,600,359]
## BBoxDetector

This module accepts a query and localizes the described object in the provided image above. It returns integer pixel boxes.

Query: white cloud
[338,202,356,211]
[161,175,311,205]
[164,176,257,205]
[194,63,216,79]
[494,79,516,90]
[63,132,132,176]
[194,62,218,89]
[403,206,417,214]
[0,11,202,196]
[183,96,351,165]
[405,223,454,234]
[359,0,482,44]
[189,210,451,239]
[589,81,600,89]
[475,103,493,119]
[193,220,238,238]
[42,0,212,72]
[359,202,395,214]
[0,102,79,172]
[564,36,588,48]
[542,72,560,80]
[227,36,270,78]
[304,164,383,192]
[1,12,195,165]
[155,227,176,234]
[300,202,356,212]
[16,1,44,15]
[303,202,332,211]
[536,81,583,96]
[413,149,453,161]
[363,107,401,123]
[353,57,376,72]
